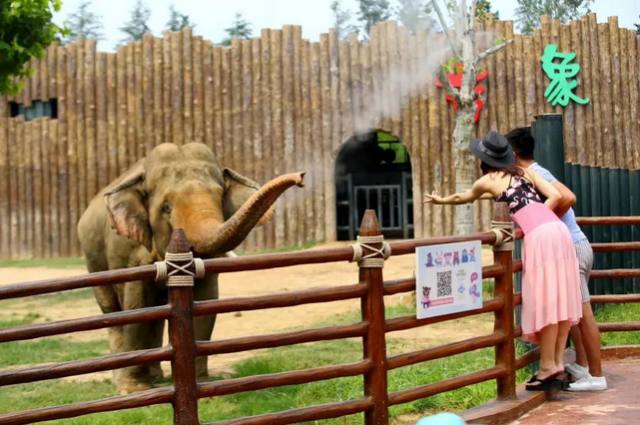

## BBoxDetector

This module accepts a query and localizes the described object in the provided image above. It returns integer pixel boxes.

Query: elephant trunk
[187,172,305,255]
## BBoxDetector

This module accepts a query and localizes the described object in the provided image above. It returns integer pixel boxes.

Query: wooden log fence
[1,206,640,424]
[1,14,639,259]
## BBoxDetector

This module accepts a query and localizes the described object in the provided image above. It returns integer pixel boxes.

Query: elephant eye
[162,202,172,215]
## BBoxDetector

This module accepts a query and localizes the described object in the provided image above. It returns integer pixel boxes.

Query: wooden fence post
[492,202,517,399]
[164,229,201,425]
[357,210,389,425]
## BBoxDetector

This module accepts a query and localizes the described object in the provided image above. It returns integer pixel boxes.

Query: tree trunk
[453,104,477,236]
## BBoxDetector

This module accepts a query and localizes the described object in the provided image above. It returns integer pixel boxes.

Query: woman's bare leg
[531,323,559,386]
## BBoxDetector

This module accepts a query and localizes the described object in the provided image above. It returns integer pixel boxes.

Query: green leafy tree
[0,0,65,96]
[358,0,391,35]
[165,4,195,32]
[61,1,104,44]
[118,0,151,45]
[220,13,252,46]
[475,0,500,20]
[396,0,435,34]
[515,0,593,35]
[634,16,640,35]
[331,0,358,39]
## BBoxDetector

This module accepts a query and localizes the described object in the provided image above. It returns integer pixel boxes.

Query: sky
[53,0,639,52]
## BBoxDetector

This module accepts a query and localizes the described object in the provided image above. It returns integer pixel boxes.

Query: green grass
[0,338,109,368]
[0,338,527,425]
[0,313,109,368]
[0,312,42,328]
[595,303,640,346]
[0,257,87,269]
[1,302,638,424]
[0,307,516,425]
[40,288,96,303]
[316,303,416,328]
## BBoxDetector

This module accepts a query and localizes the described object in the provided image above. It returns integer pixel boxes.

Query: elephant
[77,142,304,394]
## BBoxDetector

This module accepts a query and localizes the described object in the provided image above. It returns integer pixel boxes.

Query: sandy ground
[0,244,495,382]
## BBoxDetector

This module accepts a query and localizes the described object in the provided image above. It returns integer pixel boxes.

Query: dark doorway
[335,131,414,241]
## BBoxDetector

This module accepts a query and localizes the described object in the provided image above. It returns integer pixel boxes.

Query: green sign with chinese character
[541,44,590,107]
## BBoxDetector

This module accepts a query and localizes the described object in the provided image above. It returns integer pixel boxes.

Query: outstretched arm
[424,180,489,205]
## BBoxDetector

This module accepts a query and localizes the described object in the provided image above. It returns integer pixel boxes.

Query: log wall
[1,15,639,258]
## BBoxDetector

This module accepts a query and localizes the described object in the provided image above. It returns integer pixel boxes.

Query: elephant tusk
[225,251,238,258]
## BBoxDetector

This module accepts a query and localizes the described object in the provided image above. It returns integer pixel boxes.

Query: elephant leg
[192,275,219,382]
[107,326,125,386]
[149,319,165,382]
[92,286,128,390]
[115,279,158,394]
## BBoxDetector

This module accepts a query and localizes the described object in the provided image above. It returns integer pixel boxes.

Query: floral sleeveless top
[495,175,542,215]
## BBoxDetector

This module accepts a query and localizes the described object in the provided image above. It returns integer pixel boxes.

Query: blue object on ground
[415,413,467,425]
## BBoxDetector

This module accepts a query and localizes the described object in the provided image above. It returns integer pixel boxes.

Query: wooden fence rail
[0,206,639,424]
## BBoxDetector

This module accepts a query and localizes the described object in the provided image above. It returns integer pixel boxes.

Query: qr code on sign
[436,271,452,297]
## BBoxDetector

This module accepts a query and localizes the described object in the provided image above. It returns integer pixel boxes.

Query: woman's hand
[423,191,444,204]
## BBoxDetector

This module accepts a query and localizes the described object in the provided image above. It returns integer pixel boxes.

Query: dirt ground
[0,243,495,381]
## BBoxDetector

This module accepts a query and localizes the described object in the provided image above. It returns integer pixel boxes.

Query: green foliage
[0,0,65,96]
[357,0,391,35]
[61,0,103,45]
[440,56,463,74]
[165,4,195,32]
[220,13,252,47]
[634,16,640,35]
[475,0,500,20]
[331,0,358,40]
[515,0,593,35]
[117,0,151,46]
[396,0,435,34]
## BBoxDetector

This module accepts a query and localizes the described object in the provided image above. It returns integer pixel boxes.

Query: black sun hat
[469,131,516,168]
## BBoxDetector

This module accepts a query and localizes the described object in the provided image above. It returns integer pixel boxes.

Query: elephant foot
[196,371,210,383]
[149,364,164,382]
[196,357,210,382]
[117,381,153,395]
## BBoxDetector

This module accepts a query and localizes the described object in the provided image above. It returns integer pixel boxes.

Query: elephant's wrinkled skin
[77,143,304,394]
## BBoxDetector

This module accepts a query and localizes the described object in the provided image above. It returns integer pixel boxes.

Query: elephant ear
[103,167,153,251]
[223,168,274,227]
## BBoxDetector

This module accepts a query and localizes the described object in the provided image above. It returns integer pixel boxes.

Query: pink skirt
[514,204,583,344]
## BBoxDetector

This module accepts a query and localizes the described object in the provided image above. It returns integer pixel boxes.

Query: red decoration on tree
[435,63,489,124]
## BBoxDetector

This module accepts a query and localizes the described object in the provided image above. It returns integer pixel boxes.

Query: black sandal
[525,374,567,391]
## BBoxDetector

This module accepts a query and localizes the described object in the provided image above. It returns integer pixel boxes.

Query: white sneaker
[565,362,589,379]
[567,375,608,392]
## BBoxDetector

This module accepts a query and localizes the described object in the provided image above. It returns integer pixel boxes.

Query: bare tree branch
[451,0,459,20]
[443,0,455,23]
[468,0,477,30]
[431,0,461,59]
[438,67,461,103]
[475,39,513,64]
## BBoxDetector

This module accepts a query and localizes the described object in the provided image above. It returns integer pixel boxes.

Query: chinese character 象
[541,44,590,107]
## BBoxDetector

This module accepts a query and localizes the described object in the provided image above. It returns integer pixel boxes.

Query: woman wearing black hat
[424,131,583,391]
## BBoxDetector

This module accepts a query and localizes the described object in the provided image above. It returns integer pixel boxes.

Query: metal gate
[336,172,414,240]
